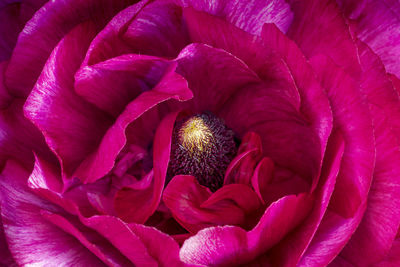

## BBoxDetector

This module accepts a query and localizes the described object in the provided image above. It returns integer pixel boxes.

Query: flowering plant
[1,0,400,266]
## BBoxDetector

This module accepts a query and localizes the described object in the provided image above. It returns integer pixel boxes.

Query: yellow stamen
[179,116,214,153]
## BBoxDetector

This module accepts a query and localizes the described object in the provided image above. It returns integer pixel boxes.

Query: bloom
[0,0,400,266]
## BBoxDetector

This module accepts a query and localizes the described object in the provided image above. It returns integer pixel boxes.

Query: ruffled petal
[177,0,293,35]
[175,43,260,114]
[286,0,361,77]
[75,55,174,116]
[24,22,113,178]
[73,68,192,183]
[180,193,313,266]
[338,41,400,266]
[5,0,134,97]
[163,175,261,233]
[347,0,400,78]
[122,1,189,58]
[298,55,375,266]
[0,160,106,266]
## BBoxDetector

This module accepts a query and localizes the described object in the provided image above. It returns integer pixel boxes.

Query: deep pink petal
[310,55,375,218]
[122,1,189,58]
[177,0,293,35]
[0,160,106,266]
[348,0,400,78]
[298,55,375,266]
[0,61,13,109]
[0,208,15,266]
[335,0,366,19]
[5,0,134,97]
[180,193,313,266]
[251,157,274,205]
[0,99,55,170]
[0,3,22,61]
[286,0,361,77]
[163,175,261,233]
[338,41,400,266]
[24,22,113,179]
[84,1,150,66]
[75,55,174,116]
[268,130,345,266]
[224,132,263,185]
[175,43,260,114]
[73,70,192,183]
[373,239,400,267]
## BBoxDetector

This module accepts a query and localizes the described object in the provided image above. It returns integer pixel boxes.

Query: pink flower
[1,0,400,266]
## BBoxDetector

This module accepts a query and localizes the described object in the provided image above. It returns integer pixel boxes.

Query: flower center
[168,113,237,191]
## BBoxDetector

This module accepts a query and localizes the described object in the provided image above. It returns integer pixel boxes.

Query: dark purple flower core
[168,112,238,191]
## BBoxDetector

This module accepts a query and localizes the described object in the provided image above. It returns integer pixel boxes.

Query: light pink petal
[163,175,261,233]
[338,41,400,265]
[24,22,113,179]
[122,1,189,58]
[75,55,174,116]
[224,132,263,185]
[286,0,361,77]
[0,160,106,266]
[177,0,293,35]
[180,193,313,266]
[348,0,400,78]
[73,70,192,183]
[5,0,134,97]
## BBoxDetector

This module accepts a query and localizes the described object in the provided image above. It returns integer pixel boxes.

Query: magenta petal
[0,208,15,266]
[163,175,261,233]
[0,160,105,266]
[178,0,293,35]
[286,0,361,77]
[0,61,13,109]
[24,22,113,178]
[251,157,274,205]
[122,1,189,58]
[224,132,263,185]
[175,43,260,114]
[73,70,192,183]
[0,99,54,170]
[75,55,174,116]
[338,41,400,265]
[268,130,345,266]
[180,193,313,266]
[348,0,400,78]
[0,3,22,61]
[5,0,134,97]
[373,239,400,267]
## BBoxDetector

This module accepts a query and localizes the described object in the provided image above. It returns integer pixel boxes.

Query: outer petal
[347,0,400,78]
[180,193,313,266]
[5,0,134,97]
[286,0,361,77]
[337,41,400,265]
[176,0,293,35]
[24,22,113,179]
[298,55,375,266]
[0,160,106,266]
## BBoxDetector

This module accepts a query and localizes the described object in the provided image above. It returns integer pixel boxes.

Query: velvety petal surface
[0,3,22,61]
[348,0,400,78]
[24,22,113,178]
[0,160,107,266]
[5,0,134,97]
[298,55,375,266]
[164,175,261,233]
[337,41,400,266]
[286,0,361,77]
[176,0,293,35]
[179,193,313,266]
